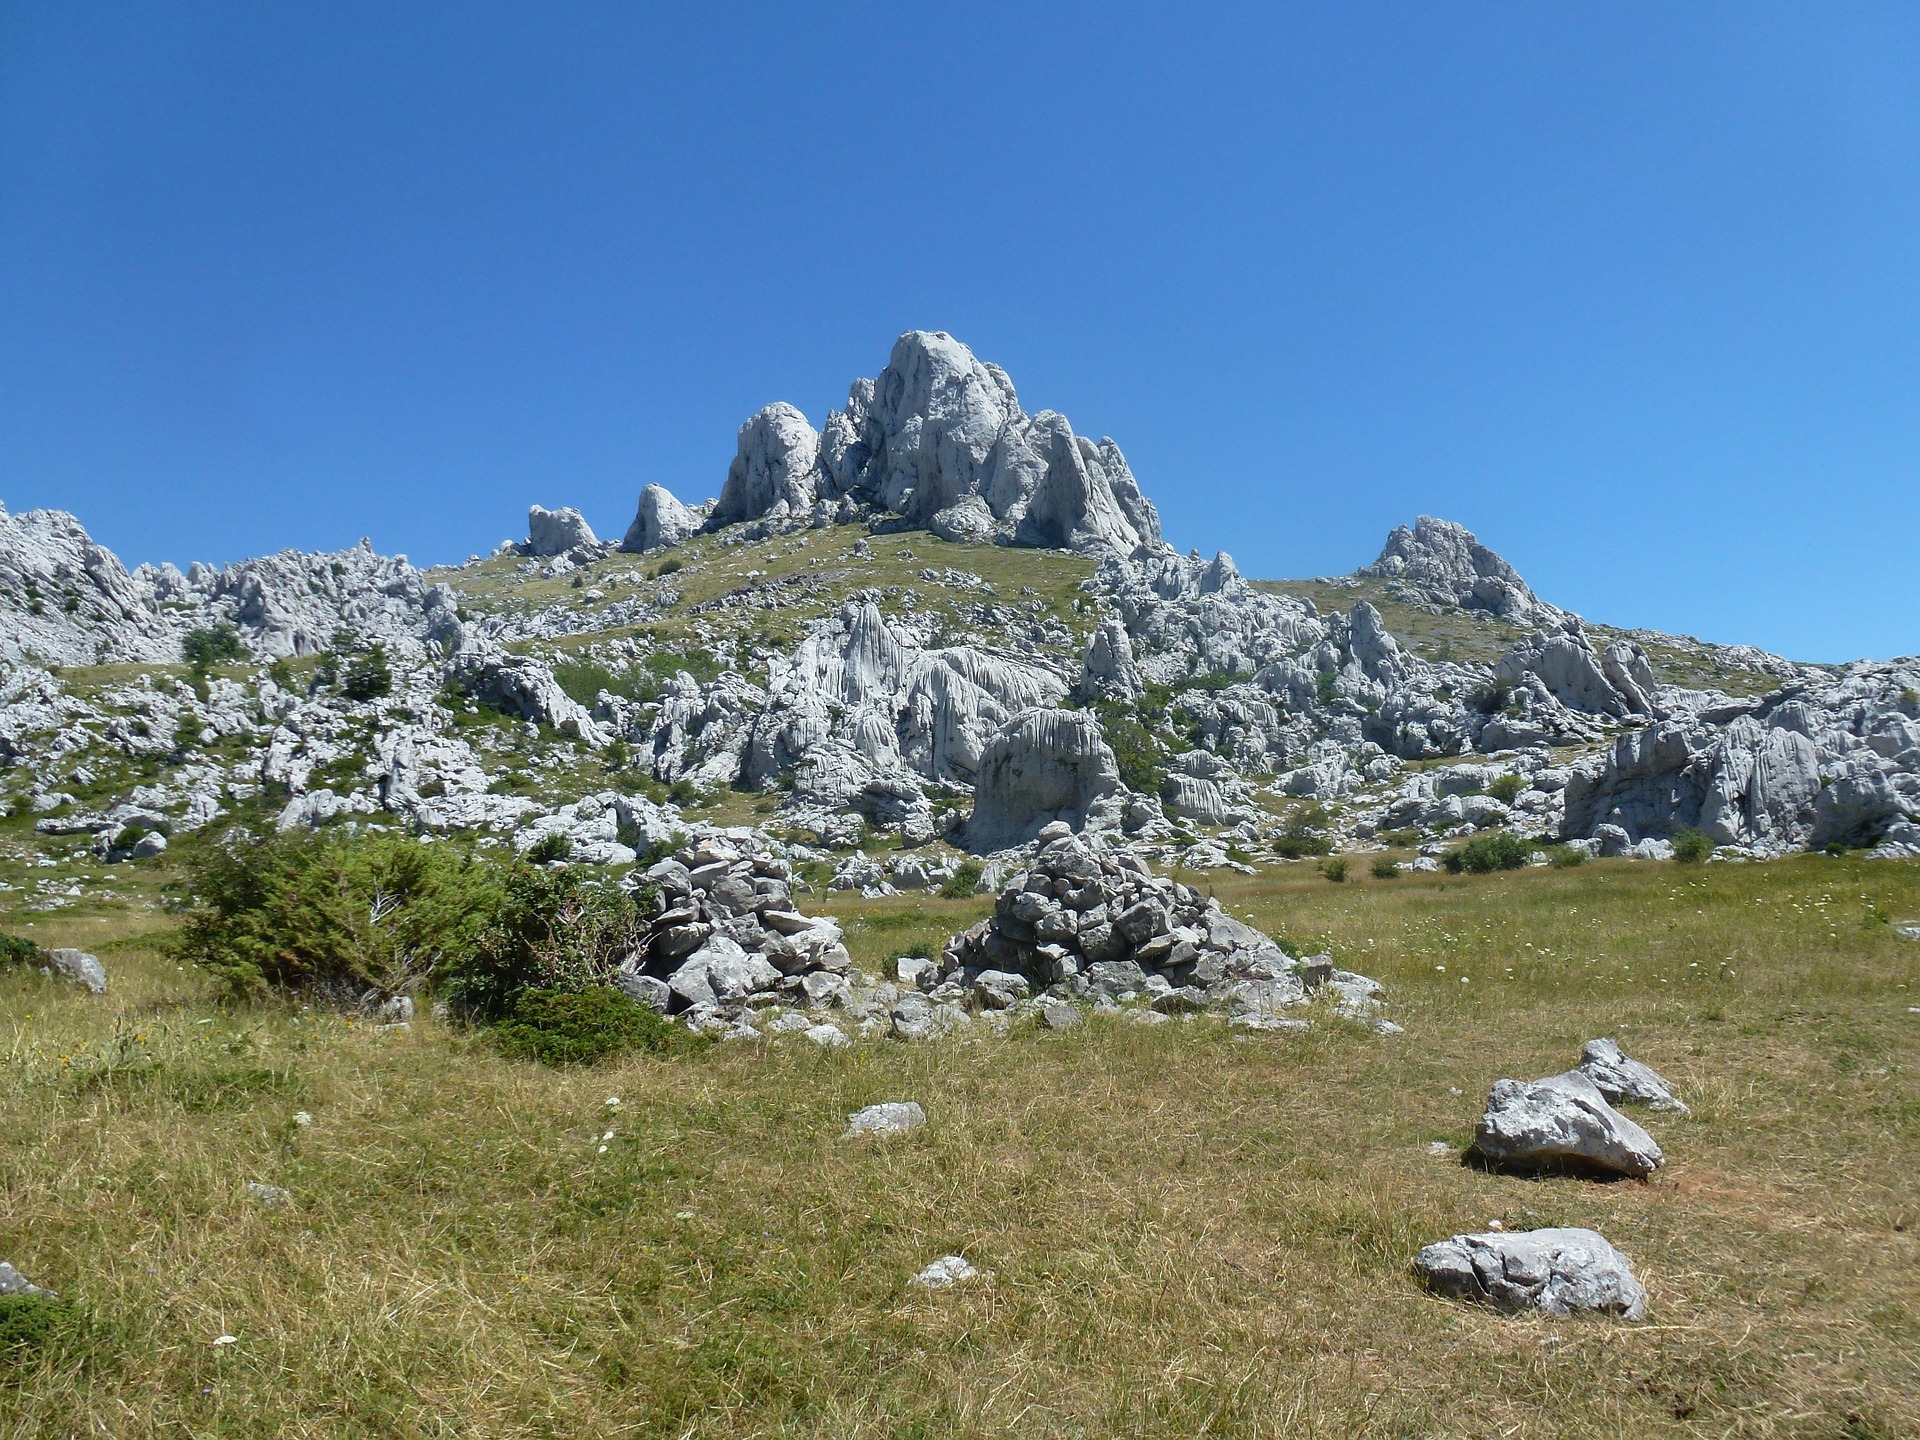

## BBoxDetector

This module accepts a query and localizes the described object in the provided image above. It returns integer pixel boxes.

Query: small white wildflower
[601,1130,615,1141]
[292,1111,312,1127]
[604,1097,622,1108]
[597,1145,608,1155]
[213,1335,238,1346]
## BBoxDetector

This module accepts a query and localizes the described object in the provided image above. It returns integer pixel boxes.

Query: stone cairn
[938,822,1391,1030]
[617,835,855,1026]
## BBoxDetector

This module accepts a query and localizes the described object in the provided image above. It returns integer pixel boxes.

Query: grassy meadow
[2,854,1917,1438]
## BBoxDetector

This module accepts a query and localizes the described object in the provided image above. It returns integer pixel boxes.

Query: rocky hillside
[2,330,1916,916]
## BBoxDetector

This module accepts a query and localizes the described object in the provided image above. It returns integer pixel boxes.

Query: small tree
[182,624,245,672]
[1672,827,1714,864]
[1370,856,1400,880]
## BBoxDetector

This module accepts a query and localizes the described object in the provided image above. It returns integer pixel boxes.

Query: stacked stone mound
[939,822,1387,1025]
[617,837,855,1024]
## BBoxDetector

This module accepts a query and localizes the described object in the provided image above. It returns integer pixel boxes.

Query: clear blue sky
[3,4,1916,662]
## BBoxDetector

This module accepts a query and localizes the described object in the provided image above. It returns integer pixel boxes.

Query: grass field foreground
[2,855,1917,1438]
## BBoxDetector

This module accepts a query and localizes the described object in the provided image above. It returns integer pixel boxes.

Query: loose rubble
[909,1255,991,1289]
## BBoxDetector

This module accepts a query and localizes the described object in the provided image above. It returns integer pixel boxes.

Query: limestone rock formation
[525,505,599,557]
[1363,515,1555,623]
[967,709,1122,850]
[1416,1228,1648,1319]
[712,403,822,528]
[620,483,712,553]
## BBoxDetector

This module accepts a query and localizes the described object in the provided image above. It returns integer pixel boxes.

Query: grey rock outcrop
[1474,1071,1664,1178]
[966,708,1122,850]
[1415,1228,1648,1320]
[48,948,107,995]
[1578,1038,1688,1114]
[713,403,822,528]
[525,505,598,557]
[620,483,712,553]
[446,648,609,748]
[1363,515,1555,624]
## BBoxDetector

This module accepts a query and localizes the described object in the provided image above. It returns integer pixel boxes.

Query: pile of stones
[939,821,1394,1031]
[615,836,855,1032]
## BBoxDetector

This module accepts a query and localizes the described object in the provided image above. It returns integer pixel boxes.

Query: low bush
[178,830,497,1000]
[442,864,649,1019]
[1487,773,1525,805]
[1672,827,1715,864]
[1370,856,1400,880]
[181,623,245,671]
[1444,831,1534,874]
[938,860,984,899]
[1,931,46,969]
[1545,844,1587,868]
[1319,857,1350,883]
[489,987,688,1066]
[525,831,573,864]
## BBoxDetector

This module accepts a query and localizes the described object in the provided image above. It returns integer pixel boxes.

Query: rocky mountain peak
[1361,515,1554,624]
[619,330,1163,557]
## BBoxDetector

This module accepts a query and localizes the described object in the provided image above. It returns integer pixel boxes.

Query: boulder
[1415,1228,1648,1319]
[0,1261,55,1299]
[1473,1071,1664,1178]
[525,505,597,557]
[1578,1038,1688,1114]
[619,483,712,553]
[48,948,106,995]
[712,403,820,528]
[909,1254,991,1288]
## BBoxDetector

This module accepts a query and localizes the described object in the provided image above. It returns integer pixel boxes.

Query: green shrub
[1315,670,1338,706]
[525,831,573,864]
[443,865,648,1019]
[341,642,393,702]
[1273,802,1334,859]
[1097,710,1166,797]
[1488,773,1525,805]
[1,931,46,969]
[1370,856,1400,880]
[267,657,297,691]
[489,987,689,1066]
[654,557,685,578]
[177,829,497,1000]
[1468,680,1512,715]
[1319,856,1350,883]
[1672,827,1714,864]
[181,623,245,670]
[938,860,985,899]
[1545,844,1587,868]
[1444,831,1534,874]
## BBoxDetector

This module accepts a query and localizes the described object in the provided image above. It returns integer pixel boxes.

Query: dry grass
[3,855,1917,1437]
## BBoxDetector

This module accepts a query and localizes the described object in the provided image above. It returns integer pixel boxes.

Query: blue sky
[2,4,1917,662]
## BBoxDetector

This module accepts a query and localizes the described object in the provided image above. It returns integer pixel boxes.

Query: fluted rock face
[617,330,1163,556]
[619,484,711,553]
[967,708,1122,849]
[1364,515,1552,623]
[712,403,822,528]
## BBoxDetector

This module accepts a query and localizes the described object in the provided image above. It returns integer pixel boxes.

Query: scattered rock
[525,505,598,557]
[1578,1038,1689,1114]
[246,1182,292,1207]
[1474,1071,1664,1178]
[47,948,106,995]
[844,1101,927,1138]
[1415,1228,1648,1319]
[0,1261,55,1298]
[909,1255,991,1289]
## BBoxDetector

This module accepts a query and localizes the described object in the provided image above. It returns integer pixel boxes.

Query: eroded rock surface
[1416,1228,1648,1319]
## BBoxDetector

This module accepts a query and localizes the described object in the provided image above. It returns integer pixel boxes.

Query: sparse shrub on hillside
[938,860,984,899]
[182,623,245,672]
[1444,831,1533,874]
[489,986,690,1066]
[1468,680,1512,715]
[1315,669,1338,706]
[1900,687,1920,714]
[1370,856,1400,880]
[1319,857,1350,883]
[1488,773,1525,804]
[342,642,393,701]
[653,557,685,578]
[525,831,573,864]
[443,864,649,1020]
[179,830,497,1000]
[1273,803,1334,860]
[1672,827,1714,864]
[1545,844,1586,868]
[1098,710,1166,798]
